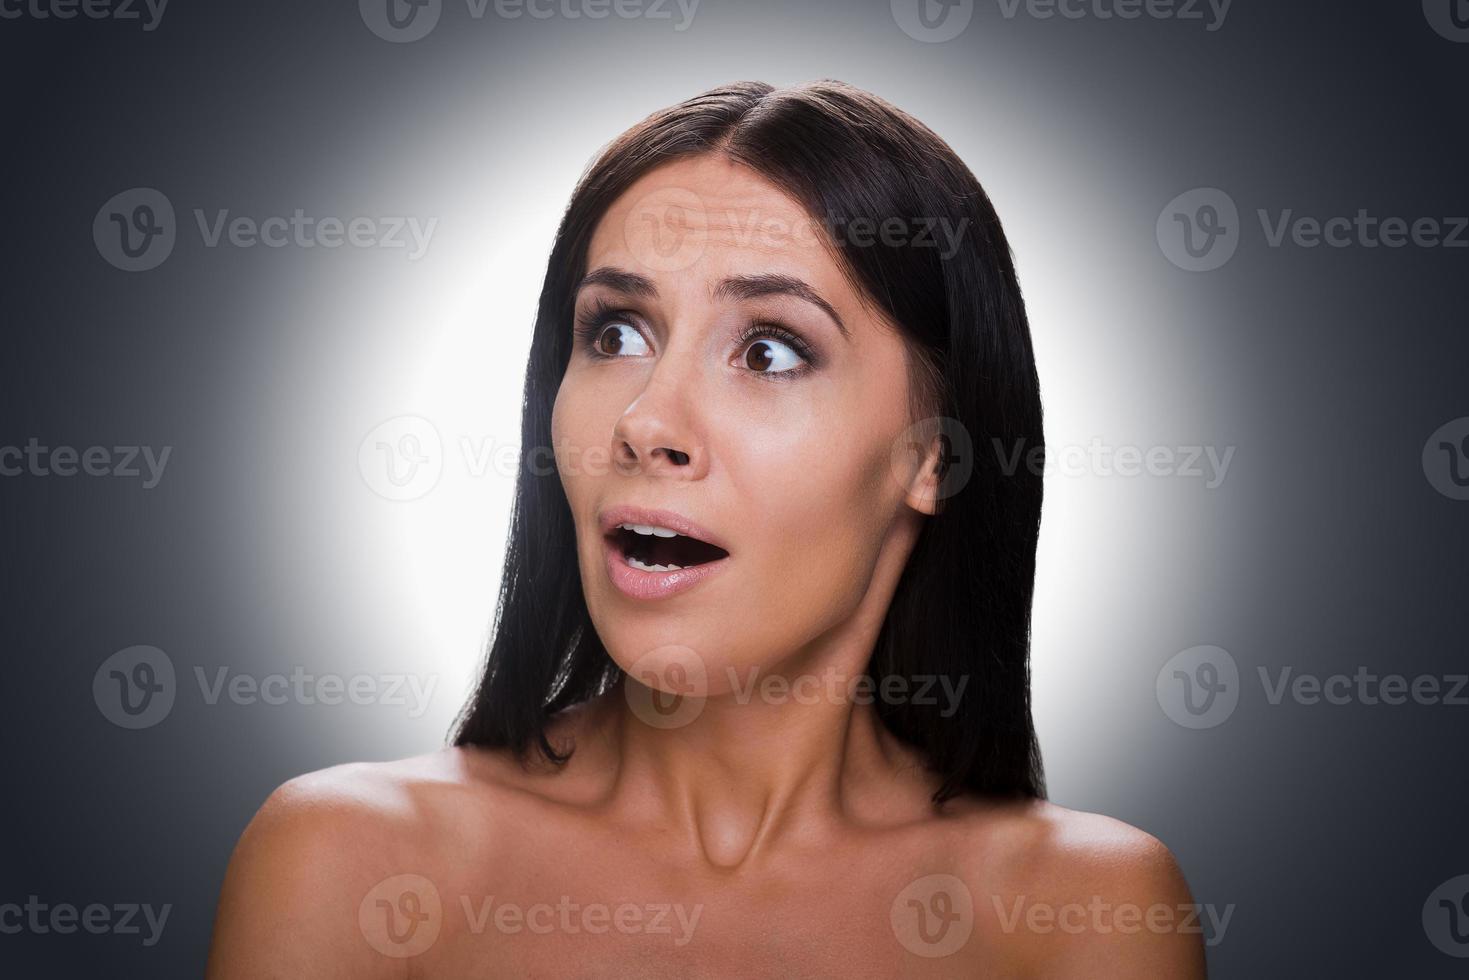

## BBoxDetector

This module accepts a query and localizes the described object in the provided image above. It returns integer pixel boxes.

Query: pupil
[600,325,623,355]
[746,342,772,371]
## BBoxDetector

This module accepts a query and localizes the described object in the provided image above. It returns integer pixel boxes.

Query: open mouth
[606,523,731,572]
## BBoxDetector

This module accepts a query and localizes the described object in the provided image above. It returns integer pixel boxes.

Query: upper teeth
[618,523,680,538]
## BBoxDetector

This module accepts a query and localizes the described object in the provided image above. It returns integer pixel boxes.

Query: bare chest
[378,838,1012,978]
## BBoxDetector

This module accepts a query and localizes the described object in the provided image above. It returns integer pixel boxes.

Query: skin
[206,155,1208,978]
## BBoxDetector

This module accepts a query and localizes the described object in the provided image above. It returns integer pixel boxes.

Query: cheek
[728,366,904,529]
[551,368,616,501]
[721,400,901,615]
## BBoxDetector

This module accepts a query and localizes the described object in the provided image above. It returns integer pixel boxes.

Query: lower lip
[603,538,730,601]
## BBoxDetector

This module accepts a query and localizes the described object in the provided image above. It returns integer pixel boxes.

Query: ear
[899,429,950,516]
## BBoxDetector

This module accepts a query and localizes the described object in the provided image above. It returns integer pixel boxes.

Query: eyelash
[572,299,820,378]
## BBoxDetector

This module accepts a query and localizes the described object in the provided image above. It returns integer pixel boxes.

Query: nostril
[661,449,690,466]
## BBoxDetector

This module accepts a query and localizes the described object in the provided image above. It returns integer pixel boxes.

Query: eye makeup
[571,295,823,380]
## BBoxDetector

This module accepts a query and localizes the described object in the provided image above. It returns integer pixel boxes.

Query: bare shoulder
[953,798,1208,978]
[220,746,529,867]
[204,699,622,978]
[973,798,1191,890]
[203,746,528,979]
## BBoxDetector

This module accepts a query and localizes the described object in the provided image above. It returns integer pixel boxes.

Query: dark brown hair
[454,80,1046,803]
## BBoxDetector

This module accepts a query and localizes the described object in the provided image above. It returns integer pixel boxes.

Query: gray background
[2,0,1467,974]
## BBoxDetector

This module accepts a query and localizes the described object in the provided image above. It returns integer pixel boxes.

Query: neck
[600,510,937,872]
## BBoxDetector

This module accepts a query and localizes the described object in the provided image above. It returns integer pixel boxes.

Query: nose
[611,359,708,481]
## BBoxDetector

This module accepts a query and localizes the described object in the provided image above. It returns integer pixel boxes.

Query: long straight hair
[454,80,1046,803]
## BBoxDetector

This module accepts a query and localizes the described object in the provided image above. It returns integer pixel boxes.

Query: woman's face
[551,153,936,698]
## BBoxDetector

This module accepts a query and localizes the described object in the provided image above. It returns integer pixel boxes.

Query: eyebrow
[577,266,849,339]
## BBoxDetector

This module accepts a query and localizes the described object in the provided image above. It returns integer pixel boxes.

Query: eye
[742,338,804,373]
[735,324,815,376]
[590,320,651,358]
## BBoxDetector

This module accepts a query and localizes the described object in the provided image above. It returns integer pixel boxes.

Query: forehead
[585,155,852,295]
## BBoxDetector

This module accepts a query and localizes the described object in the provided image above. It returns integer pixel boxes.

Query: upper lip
[597,504,730,553]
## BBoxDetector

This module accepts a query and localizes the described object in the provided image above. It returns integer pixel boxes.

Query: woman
[207,80,1206,977]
